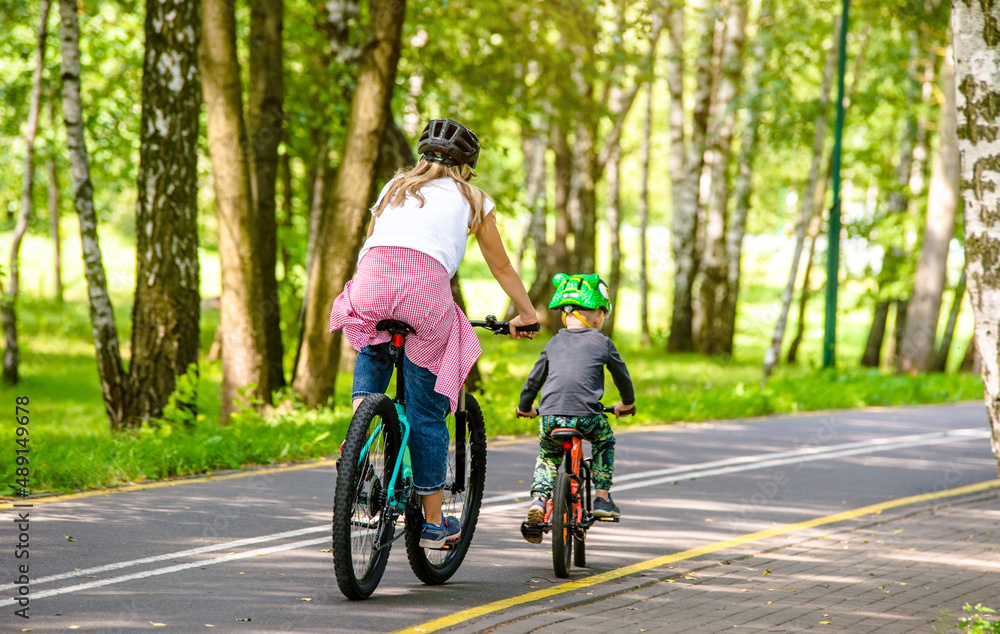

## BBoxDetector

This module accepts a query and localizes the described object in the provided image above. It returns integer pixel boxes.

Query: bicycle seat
[376,319,415,335]
[550,427,584,439]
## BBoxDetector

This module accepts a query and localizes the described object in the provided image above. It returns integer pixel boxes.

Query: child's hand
[515,406,539,418]
[613,402,636,418]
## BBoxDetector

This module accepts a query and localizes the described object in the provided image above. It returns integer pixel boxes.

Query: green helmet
[548,273,612,314]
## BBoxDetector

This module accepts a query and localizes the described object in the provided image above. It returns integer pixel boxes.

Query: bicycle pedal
[596,516,621,522]
[520,522,545,543]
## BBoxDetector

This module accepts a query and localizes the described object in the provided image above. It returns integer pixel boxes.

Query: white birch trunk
[58,0,128,427]
[952,0,1000,474]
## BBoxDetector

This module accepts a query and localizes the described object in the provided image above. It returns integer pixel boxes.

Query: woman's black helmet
[418,118,480,168]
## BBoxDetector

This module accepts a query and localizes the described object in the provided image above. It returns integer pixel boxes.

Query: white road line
[5,427,987,602]
[0,537,329,608]
[0,524,329,591]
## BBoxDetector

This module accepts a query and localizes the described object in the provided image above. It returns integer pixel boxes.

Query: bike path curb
[419,483,1000,633]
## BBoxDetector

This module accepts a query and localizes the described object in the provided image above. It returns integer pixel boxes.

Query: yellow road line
[0,459,335,509]
[393,478,1000,634]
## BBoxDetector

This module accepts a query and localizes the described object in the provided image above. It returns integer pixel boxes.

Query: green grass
[0,227,984,498]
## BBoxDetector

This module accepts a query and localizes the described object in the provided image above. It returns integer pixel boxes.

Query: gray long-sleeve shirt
[518,328,635,416]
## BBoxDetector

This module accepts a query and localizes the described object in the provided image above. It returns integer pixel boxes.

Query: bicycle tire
[404,392,487,584]
[551,472,573,578]
[332,394,401,600]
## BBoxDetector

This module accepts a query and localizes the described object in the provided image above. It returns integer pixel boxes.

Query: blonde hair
[371,158,490,234]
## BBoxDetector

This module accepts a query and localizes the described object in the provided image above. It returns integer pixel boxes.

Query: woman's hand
[509,314,539,340]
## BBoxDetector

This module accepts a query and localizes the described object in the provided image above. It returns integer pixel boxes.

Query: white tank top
[357,177,495,278]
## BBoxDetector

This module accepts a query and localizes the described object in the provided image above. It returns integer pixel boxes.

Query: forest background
[0,0,995,497]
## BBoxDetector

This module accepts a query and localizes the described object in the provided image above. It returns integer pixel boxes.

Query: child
[330,118,538,549]
[516,273,636,540]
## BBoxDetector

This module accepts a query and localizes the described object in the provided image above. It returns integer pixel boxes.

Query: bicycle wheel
[551,472,573,578]
[405,392,487,584]
[332,394,401,600]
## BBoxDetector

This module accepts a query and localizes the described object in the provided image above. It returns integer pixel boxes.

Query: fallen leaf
[763,569,771,575]
[150,622,167,627]
[320,549,332,553]
[236,618,253,622]
[820,621,831,625]
[65,536,75,542]
[300,598,312,601]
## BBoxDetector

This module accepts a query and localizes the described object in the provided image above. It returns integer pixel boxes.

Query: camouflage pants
[530,413,616,498]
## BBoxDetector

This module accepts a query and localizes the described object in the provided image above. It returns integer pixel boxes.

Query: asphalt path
[2,403,997,632]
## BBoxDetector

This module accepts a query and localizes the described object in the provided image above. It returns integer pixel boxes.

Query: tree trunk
[201,0,271,419]
[506,123,548,322]
[2,0,51,384]
[604,142,623,339]
[48,99,63,305]
[639,83,654,347]
[293,0,405,407]
[899,43,959,375]
[696,0,746,356]
[58,0,128,427]
[788,210,824,363]
[932,268,966,372]
[668,0,714,353]
[125,0,203,425]
[248,0,286,391]
[762,14,840,383]
[861,301,890,368]
[890,298,909,370]
[960,333,979,374]
[952,0,1000,474]
[723,0,771,361]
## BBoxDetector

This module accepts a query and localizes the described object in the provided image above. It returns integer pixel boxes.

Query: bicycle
[332,315,539,600]
[520,404,635,578]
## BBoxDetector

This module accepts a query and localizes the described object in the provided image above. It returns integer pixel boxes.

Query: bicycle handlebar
[469,314,541,336]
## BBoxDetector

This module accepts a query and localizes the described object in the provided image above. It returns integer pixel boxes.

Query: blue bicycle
[332,315,536,599]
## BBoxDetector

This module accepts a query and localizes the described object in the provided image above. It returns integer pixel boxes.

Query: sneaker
[526,497,547,523]
[593,495,620,518]
[419,516,462,549]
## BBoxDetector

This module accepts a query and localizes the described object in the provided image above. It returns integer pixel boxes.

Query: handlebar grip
[515,323,541,332]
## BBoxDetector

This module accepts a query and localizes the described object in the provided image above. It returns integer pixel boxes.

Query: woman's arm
[475,213,538,337]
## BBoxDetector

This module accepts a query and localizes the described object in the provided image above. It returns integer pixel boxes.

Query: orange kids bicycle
[520,405,634,578]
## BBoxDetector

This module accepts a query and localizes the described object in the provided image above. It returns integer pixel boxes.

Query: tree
[2,0,51,384]
[57,0,128,426]
[695,0,747,356]
[293,0,407,407]
[899,42,959,375]
[248,0,286,392]
[762,13,841,383]
[126,0,203,423]
[667,0,716,353]
[952,0,1000,475]
[638,83,654,347]
[201,0,272,419]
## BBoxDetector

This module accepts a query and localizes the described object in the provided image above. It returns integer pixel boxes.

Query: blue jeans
[353,343,451,495]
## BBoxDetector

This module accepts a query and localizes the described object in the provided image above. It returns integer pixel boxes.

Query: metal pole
[823,0,849,369]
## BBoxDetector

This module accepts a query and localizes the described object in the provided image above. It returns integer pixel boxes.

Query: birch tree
[57,0,128,426]
[127,0,203,423]
[762,14,841,382]
[952,0,1000,474]
[696,0,747,356]
[2,0,51,384]
[667,0,716,352]
[638,83,654,347]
